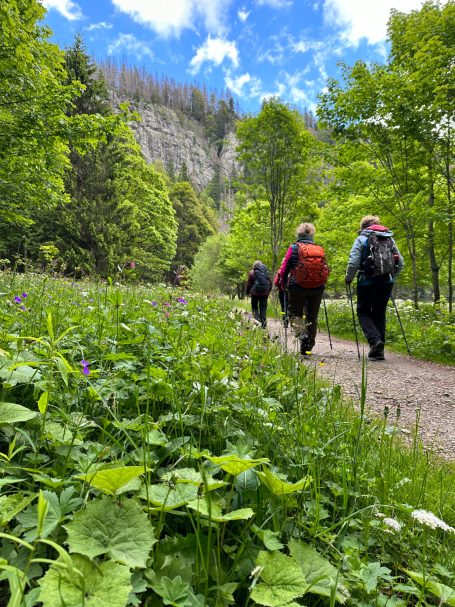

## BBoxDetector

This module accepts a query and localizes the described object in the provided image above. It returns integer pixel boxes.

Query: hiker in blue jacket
[345,215,404,360]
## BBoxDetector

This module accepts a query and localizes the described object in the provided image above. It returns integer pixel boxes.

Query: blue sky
[42,0,438,114]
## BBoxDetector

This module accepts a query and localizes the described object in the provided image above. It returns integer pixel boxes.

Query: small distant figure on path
[246,260,272,328]
[279,223,329,355]
[345,215,404,361]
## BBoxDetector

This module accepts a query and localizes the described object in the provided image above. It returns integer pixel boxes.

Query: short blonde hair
[296,222,316,237]
[360,215,380,230]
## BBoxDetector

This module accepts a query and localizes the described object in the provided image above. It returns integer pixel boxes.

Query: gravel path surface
[267,318,455,460]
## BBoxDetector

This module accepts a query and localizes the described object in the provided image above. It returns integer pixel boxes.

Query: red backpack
[292,242,329,288]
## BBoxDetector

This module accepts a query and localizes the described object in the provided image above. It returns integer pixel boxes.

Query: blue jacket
[346,225,404,286]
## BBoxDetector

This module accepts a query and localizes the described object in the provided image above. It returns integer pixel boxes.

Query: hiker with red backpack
[345,215,404,361]
[278,223,329,355]
[246,260,272,328]
[274,258,289,328]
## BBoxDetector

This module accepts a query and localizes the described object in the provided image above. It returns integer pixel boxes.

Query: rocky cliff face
[128,101,239,192]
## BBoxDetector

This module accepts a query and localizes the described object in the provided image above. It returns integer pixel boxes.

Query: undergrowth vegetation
[0,273,454,606]
[324,298,455,366]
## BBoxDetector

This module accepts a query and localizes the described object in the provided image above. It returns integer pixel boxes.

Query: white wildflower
[375,512,386,519]
[383,517,401,532]
[411,509,455,532]
[249,565,263,579]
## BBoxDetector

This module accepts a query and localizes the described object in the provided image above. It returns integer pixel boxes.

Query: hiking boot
[368,340,385,360]
[299,334,312,355]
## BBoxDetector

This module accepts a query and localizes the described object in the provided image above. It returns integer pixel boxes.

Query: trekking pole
[283,289,288,351]
[391,294,412,356]
[346,283,361,360]
[322,292,332,350]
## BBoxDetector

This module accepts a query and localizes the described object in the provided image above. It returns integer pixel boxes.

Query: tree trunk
[427,217,441,304]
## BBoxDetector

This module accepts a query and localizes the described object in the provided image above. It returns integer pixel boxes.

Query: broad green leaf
[65,496,156,568]
[406,570,455,605]
[138,483,199,510]
[0,493,35,525]
[77,465,145,495]
[160,467,227,491]
[252,525,284,550]
[0,365,42,386]
[235,468,260,493]
[0,477,25,490]
[39,554,131,607]
[205,454,269,476]
[359,562,391,595]
[289,539,348,603]
[145,429,168,445]
[186,495,254,522]
[0,402,38,424]
[37,391,49,414]
[256,467,312,495]
[150,575,192,606]
[250,550,307,606]
[53,356,69,387]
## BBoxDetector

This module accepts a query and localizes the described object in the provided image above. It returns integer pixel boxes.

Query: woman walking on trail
[246,260,272,328]
[345,215,404,361]
[278,223,329,355]
[274,258,288,327]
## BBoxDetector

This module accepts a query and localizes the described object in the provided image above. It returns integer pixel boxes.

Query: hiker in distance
[278,223,329,355]
[345,215,404,361]
[246,260,272,328]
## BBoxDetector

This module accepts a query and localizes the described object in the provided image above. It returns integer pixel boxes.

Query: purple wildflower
[163,302,171,307]
[20,305,26,311]
[151,301,158,307]
[81,359,90,376]
[21,292,28,298]
[176,297,188,304]
[14,296,22,304]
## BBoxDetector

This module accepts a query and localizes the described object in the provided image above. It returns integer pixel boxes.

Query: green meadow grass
[0,273,453,606]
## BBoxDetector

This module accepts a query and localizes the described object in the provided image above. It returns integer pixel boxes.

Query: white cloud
[238,8,251,22]
[322,0,444,46]
[256,0,293,8]
[189,36,239,74]
[225,72,263,98]
[107,33,155,60]
[85,22,113,31]
[110,0,232,38]
[42,0,82,20]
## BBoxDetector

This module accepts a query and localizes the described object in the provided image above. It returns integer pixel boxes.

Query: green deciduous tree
[169,181,217,270]
[236,98,317,271]
[0,0,81,258]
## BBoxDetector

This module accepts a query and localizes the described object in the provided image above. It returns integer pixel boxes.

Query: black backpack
[362,233,396,278]
[253,265,270,293]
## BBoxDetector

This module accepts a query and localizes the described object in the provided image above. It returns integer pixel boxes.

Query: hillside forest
[2,0,452,310]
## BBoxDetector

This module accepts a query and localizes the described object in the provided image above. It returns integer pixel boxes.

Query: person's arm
[345,236,364,283]
[281,246,294,286]
[393,240,404,277]
[246,270,253,295]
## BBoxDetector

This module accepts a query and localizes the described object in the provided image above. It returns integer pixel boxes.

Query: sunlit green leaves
[39,554,131,607]
[0,402,38,424]
[256,467,312,495]
[289,540,348,603]
[250,551,307,606]
[65,496,155,568]
[77,466,145,495]
[205,454,269,476]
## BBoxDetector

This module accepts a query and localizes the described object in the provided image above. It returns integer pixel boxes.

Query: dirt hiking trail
[267,318,455,460]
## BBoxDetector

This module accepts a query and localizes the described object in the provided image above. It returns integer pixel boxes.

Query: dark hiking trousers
[251,295,268,328]
[356,282,393,345]
[288,287,324,347]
